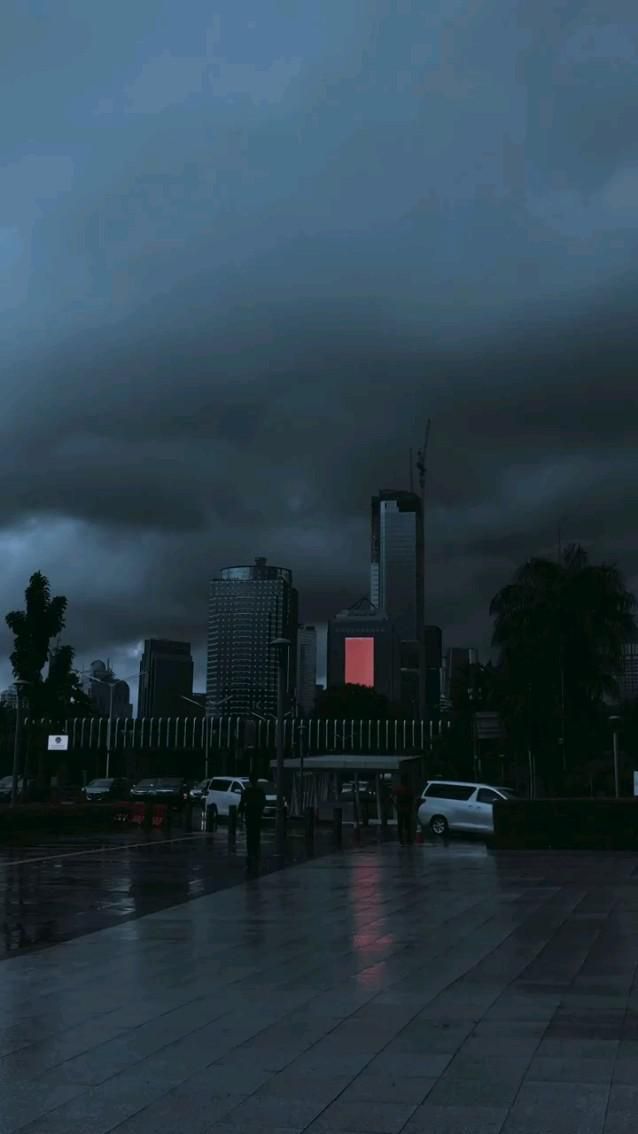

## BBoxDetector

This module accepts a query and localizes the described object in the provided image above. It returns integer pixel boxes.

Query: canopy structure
[274,754,422,773]
[270,753,426,823]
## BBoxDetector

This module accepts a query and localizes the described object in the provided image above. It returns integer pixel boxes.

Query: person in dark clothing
[238,772,265,869]
[393,773,415,845]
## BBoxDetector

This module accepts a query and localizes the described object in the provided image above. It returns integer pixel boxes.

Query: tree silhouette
[5,572,88,720]
[314,684,397,720]
[489,543,636,791]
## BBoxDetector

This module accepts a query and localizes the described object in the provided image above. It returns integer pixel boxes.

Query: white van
[417,781,517,837]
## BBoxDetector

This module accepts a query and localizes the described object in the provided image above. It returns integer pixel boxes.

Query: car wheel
[430,814,449,837]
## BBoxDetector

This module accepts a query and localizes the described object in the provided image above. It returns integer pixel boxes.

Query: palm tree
[489,544,636,792]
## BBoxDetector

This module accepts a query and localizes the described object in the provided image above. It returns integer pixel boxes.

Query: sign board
[634,771,638,797]
[47,734,69,752]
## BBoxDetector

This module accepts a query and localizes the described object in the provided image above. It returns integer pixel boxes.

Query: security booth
[272,754,425,825]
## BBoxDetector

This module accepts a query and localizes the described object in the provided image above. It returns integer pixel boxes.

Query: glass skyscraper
[207,557,298,716]
[370,490,424,714]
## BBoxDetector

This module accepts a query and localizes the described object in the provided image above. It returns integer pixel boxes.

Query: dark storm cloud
[1,1,638,686]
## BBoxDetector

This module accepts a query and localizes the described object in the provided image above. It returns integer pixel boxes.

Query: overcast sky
[2,1,638,697]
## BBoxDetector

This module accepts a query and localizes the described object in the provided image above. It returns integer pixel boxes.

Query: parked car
[417,781,518,837]
[130,777,189,809]
[339,780,376,802]
[189,778,212,802]
[204,777,285,820]
[0,775,23,802]
[83,777,130,802]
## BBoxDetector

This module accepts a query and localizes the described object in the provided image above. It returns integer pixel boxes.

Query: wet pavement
[0,819,349,959]
[2,842,638,1131]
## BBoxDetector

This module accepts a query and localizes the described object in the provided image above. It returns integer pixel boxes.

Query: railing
[24,717,447,754]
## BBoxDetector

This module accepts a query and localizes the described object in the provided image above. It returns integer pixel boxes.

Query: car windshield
[88,779,113,789]
[155,779,182,787]
[496,788,518,798]
[135,780,156,788]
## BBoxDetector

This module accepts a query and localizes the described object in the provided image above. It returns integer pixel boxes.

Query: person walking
[238,771,265,871]
[393,773,416,846]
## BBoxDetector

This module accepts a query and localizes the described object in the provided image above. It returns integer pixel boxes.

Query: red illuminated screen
[345,637,374,687]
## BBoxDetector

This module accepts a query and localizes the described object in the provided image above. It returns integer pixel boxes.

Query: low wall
[493,798,638,850]
[0,802,132,840]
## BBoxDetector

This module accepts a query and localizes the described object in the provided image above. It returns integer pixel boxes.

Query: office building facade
[327,597,400,704]
[619,639,638,702]
[296,624,318,715]
[207,557,298,716]
[370,489,424,713]
[137,640,194,718]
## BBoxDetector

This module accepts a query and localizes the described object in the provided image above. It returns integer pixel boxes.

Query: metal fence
[25,717,446,754]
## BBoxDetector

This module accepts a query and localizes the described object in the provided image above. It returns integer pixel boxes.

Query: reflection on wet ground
[0,821,407,959]
[0,825,310,958]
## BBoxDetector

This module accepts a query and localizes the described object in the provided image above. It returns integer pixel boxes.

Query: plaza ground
[1,839,638,1132]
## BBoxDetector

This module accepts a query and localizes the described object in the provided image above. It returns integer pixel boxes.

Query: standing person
[238,771,265,871]
[393,773,415,846]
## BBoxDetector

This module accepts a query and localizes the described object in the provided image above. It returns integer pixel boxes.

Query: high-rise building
[370,490,424,713]
[327,597,400,703]
[296,625,318,715]
[442,647,478,709]
[619,639,638,702]
[137,640,194,718]
[0,686,17,710]
[207,557,298,716]
[425,625,442,719]
[83,660,132,718]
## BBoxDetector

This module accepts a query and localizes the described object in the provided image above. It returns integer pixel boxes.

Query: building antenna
[409,447,414,492]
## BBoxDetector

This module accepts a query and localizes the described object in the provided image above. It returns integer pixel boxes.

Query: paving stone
[402,1104,508,1134]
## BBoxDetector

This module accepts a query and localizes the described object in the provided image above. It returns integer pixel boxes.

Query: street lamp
[83,669,144,778]
[271,637,291,856]
[610,715,621,799]
[11,680,29,807]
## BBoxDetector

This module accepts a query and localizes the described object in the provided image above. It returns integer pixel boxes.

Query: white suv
[205,777,283,820]
[417,781,517,837]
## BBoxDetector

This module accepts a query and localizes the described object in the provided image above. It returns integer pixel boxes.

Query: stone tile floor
[2,840,638,1131]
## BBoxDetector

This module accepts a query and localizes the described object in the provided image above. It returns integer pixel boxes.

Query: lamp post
[83,669,144,778]
[610,715,621,798]
[272,637,291,856]
[11,680,29,806]
[180,696,211,780]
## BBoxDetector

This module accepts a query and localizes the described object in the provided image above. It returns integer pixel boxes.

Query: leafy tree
[313,683,397,720]
[5,572,88,721]
[489,544,636,792]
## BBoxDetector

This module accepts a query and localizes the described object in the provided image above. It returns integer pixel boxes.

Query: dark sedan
[130,777,189,809]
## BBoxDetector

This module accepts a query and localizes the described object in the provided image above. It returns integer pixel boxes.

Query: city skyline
[1,5,637,697]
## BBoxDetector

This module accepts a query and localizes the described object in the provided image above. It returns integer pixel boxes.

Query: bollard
[144,801,154,831]
[333,806,343,849]
[183,800,192,833]
[228,804,238,852]
[304,806,315,856]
